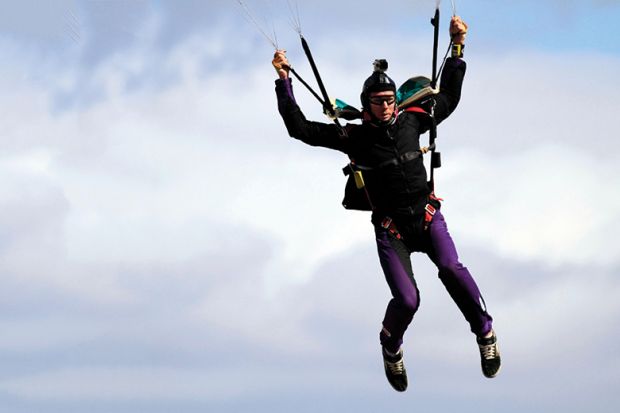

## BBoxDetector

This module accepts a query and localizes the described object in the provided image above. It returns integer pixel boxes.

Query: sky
[1,0,619,412]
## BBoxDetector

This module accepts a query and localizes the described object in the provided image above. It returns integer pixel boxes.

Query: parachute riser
[428,103,441,192]
[428,7,441,192]
[283,64,326,106]
[430,8,440,89]
[298,35,343,131]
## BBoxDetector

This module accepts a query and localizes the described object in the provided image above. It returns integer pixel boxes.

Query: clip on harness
[381,217,402,240]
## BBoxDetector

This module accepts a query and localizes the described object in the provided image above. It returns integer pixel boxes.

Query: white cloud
[434,51,620,267]
[1,5,619,412]
[439,143,620,266]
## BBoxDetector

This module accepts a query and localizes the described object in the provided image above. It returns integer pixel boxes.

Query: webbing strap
[343,150,424,175]
[381,217,402,240]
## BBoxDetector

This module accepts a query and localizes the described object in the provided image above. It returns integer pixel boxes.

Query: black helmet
[360,59,396,109]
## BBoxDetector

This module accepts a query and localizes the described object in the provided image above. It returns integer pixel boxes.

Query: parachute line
[235,0,279,50]
[287,0,303,36]
[436,41,452,81]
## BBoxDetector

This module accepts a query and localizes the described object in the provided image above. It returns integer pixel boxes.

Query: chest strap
[343,149,427,175]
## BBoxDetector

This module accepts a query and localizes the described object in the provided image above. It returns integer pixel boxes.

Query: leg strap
[381,217,402,240]
[424,192,443,230]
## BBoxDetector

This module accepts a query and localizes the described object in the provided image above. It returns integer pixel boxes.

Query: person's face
[369,91,396,122]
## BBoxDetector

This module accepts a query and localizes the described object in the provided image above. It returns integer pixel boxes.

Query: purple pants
[375,210,493,353]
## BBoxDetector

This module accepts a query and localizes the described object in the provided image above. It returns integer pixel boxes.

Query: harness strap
[381,217,402,240]
[424,192,443,230]
[380,192,443,237]
[424,204,436,231]
[343,150,424,174]
[404,106,429,115]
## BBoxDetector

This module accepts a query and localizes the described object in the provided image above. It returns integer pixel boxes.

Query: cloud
[1,3,619,412]
[432,50,620,267]
[0,0,75,44]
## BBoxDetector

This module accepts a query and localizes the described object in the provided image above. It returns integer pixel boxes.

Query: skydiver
[272,16,500,392]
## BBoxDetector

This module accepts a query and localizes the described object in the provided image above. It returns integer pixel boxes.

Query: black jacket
[276,57,466,220]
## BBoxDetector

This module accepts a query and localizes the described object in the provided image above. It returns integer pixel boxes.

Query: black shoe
[477,330,501,378]
[382,347,408,392]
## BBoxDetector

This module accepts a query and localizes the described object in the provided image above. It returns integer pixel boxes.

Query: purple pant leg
[375,227,420,353]
[427,210,493,337]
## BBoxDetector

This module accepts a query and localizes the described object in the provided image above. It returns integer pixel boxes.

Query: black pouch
[342,172,372,211]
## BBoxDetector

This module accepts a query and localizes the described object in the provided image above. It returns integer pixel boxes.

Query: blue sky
[1,1,620,412]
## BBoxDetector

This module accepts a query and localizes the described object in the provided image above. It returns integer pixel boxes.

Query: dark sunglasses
[369,96,396,105]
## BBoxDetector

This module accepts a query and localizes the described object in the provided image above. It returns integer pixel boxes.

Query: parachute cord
[285,2,341,126]
[235,0,322,106]
[438,0,458,77]
[235,0,279,50]
[436,41,452,83]
[428,99,438,192]
[433,0,458,84]
[287,0,303,36]
[236,0,331,121]
[437,0,458,15]
[283,64,326,107]
[284,2,343,131]
[272,23,279,50]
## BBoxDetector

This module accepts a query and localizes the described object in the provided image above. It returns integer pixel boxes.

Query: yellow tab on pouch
[354,170,365,189]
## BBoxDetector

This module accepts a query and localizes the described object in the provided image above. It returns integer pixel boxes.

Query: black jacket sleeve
[275,78,348,153]
[428,57,467,127]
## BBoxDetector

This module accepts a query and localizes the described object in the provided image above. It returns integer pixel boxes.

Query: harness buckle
[425,204,436,216]
[381,217,392,229]
[424,204,437,231]
[381,217,402,240]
